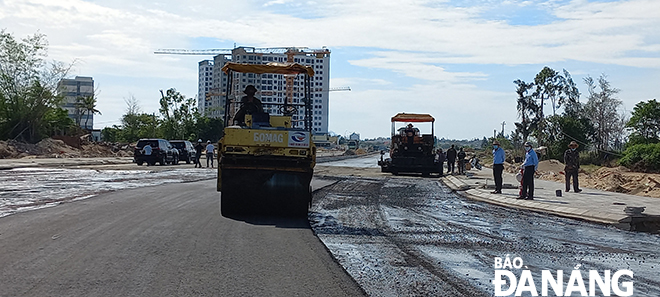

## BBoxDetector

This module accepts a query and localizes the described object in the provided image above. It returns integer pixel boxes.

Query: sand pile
[0,141,21,158]
[0,138,133,159]
[586,167,660,197]
[36,138,79,157]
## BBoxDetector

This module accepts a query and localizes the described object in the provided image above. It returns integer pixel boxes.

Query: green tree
[120,113,160,143]
[544,114,593,160]
[77,95,101,130]
[159,88,189,140]
[107,91,224,143]
[159,88,210,141]
[195,116,224,143]
[534,67,562,117]
[111,95,159,142]
[101,125,121,143]
[513,79,537,143]
[583,74,623,151]
[560,69,582,117]
[0,29,70,142]
[43,107,74,137]
[515,67,579,146]
[532,67,581,145]
[626,99,660,145]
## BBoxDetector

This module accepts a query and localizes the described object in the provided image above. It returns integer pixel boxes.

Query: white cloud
[331,77,392,88]
[1,0,659,137]
[263,0,294,7]
[348,51,488,83]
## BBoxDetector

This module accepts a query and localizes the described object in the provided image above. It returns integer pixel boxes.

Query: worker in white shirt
[142,144,152,156]
[205,140,215,168]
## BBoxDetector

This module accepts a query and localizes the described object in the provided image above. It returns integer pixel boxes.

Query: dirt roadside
[0,138,133,159]
[0,139,372,173]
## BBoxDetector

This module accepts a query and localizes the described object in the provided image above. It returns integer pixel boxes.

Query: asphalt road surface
[4,154,660,296]
[0,179,364,297]
[310,173,660,296]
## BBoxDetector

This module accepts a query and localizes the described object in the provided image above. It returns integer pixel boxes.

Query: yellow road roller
[217,62,316,217]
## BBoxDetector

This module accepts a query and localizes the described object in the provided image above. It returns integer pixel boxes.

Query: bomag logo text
[254,132,284,143]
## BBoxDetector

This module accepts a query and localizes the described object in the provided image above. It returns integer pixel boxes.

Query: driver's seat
[251,112,271,128]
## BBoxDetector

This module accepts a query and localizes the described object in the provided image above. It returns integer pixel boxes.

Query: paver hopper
[378,113,439,176]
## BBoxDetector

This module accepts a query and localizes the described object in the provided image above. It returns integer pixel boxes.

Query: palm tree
[80,95,101,130]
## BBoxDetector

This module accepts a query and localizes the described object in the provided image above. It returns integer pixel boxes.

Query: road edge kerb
[439,175,660,232]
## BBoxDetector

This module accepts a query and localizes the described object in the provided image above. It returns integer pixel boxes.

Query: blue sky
[1,0,659,139]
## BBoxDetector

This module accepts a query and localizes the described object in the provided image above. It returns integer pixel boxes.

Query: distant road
[0,179,364,297]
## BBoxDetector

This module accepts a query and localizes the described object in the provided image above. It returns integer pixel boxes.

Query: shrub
[619,143,660,172]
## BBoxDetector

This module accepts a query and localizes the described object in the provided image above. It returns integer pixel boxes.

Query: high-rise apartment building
[198,60,214,116]
[198,47,331,134]
[57,76,95,130]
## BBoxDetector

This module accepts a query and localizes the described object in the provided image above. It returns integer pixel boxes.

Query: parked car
[134,139,179,166]
[169,140,196,164]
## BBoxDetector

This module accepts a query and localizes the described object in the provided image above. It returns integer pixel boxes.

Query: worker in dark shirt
[457,147,467,174]
[446,145,457,174]
[234,85,264,126]
[404,123,415,145]
[564,141,582,193]
[194,139,204,168]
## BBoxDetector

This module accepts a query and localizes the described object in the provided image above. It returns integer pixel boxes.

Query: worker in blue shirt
[518,142,539,200]
[491,140,505,194]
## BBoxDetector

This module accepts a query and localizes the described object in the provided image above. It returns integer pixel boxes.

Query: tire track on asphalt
[376,178,491,297]
[311,177,488,296]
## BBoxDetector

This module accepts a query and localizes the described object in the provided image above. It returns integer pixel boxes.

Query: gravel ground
[310,175,660,296]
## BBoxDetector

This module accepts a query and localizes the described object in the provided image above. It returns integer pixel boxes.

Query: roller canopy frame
[221,62,315,77]
[390,113,435,136]
[222,62,314,131]
[391,113,435,123]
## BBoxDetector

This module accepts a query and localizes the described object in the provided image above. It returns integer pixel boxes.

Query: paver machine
[217,62,316,217]
[378,113,439,176]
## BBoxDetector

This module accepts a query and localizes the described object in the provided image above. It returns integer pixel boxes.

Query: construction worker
[446,145,457,174]
[404,123,415,145]
[234,85,264,126]
[142,144,152,166]
[205,140,215,168]
[194,139,204,168]
[564,141,582,193]
[518,142,539,200]
[491,140,505,194]
[457,147,467,174]
[436,148,446,177]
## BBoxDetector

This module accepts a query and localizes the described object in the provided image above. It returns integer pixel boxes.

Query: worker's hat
[244,85,257,93]
[492,140,500,145]
[524,142,532,147]
[198,139,202,143]
[569,141,579,148]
